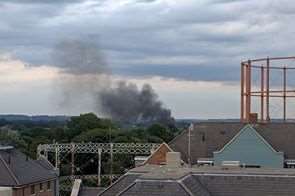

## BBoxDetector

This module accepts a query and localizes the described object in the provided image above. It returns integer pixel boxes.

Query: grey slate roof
[99,174,141,196]
[121,181,191,196]
[78,187,105,196]
[181,175,211,196]
[99,165,295,196]
[169,122,295,164]
[0,148,57,187]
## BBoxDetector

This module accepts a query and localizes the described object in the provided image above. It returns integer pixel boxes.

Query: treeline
[0,113,184,188]
[0,113,180,158]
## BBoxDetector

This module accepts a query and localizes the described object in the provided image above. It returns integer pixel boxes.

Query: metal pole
[98,149,101,186]
[110,143,113,185]
[55,142,59,169]
[266,57,270,121]
[241,63,245,122]
[248,60,251,120]
[283,66,287,121]
[71,143,75,176]
[261,66,265,122]
[245,60,251,122]
[188,124,193,167]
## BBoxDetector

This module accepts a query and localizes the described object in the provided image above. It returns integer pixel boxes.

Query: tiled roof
[99,165,295,196]
[0,148,57,187]
[181,175,211,196]
[99,174,141,196]
[169,122,295,164]
[78,187,105,196]
[120,180,191,196]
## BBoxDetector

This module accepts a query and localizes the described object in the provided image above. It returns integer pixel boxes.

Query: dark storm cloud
[1,0,295,82]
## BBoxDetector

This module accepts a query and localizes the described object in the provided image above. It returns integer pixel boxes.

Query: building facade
[0,146,59,196]
[169,122,295,168]
[213,125,284,168]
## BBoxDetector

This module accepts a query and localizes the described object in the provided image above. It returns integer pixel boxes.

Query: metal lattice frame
[37,142,159,188]
[37,142,159,156]
[241,56,295,122]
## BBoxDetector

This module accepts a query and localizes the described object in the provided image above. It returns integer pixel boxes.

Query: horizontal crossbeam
[37,142,160,157]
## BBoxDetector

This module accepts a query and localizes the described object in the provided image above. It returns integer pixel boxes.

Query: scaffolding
[241,56,295,122]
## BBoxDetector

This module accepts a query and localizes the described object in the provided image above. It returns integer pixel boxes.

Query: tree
[146,123,174,142]
[66,113,113,140]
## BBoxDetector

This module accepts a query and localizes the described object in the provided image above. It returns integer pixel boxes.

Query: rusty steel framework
[37,142,159,190]
[241,56,295,123]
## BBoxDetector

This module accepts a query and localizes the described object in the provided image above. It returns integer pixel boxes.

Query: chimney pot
[166,152,181,167]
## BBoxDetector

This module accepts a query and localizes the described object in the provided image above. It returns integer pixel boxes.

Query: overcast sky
[0,0,295,119]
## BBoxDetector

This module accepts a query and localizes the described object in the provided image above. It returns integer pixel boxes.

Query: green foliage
[66,113,113,140]
[0,112,180,188]
[146,123,174,142]
[72,128,116,143]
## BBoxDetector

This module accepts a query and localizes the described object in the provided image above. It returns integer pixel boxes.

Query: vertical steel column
[55,143,59,169]
[71,143,75,176]
[241,63,245,122]
[283,67,287,121]
[44,150,48,160]
[266,57,270,121]
[110,143,113,185]
[245,60,251,122]
[261,66,265,122]
[97,149,101,186]
[188,124,192,168]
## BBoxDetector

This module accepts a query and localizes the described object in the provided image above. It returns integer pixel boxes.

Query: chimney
[166,152,181,167]
[249,113,258,124]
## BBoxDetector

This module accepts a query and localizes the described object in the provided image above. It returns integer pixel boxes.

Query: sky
[0,0,295,119]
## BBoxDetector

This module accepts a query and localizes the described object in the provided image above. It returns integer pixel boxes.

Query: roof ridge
[169,128,188,145]
[115,181,136,196]
[0,153,20,185]
[177,179,194,196]
[142,142,174,165]
[214,124,283,155]
[99,173,137,196]
[181,174,212,196]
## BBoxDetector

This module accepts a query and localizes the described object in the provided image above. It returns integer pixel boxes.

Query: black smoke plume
[52,39,174,125]
[100,81,174,124]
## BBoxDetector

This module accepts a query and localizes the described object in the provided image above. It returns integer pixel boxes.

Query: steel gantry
[37,142,159,188]
[241,56,295,123]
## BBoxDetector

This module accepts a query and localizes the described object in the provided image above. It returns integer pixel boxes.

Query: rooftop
[0,146,57,187]
[99,164,295,196]
[169,122,295,164]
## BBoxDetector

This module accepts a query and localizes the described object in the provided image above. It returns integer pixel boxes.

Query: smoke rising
[52,40,109,75]
[52,39,174,125]
[100,81,174,124]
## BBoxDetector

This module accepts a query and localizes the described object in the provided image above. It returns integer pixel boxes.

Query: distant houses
[97,122,295,195]
[0,146,59,196]
[170,122,295,168]
[98,151,295,196]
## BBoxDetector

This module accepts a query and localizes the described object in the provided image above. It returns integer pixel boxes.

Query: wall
[13,180,56,196]
[214,125,284,168]
[0,187,12,196]
[144,143,172,165]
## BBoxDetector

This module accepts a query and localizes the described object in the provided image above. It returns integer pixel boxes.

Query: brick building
[0,146,59,196]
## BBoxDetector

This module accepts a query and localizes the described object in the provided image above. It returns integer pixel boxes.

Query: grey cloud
[1,0,295,83]
[114,64,239,82]
[0,0,84,5]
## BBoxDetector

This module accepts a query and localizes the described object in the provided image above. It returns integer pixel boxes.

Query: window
[30,185,35,195]
[245,165,261,168]
[40,183,43,191]
[47,181,51,190]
